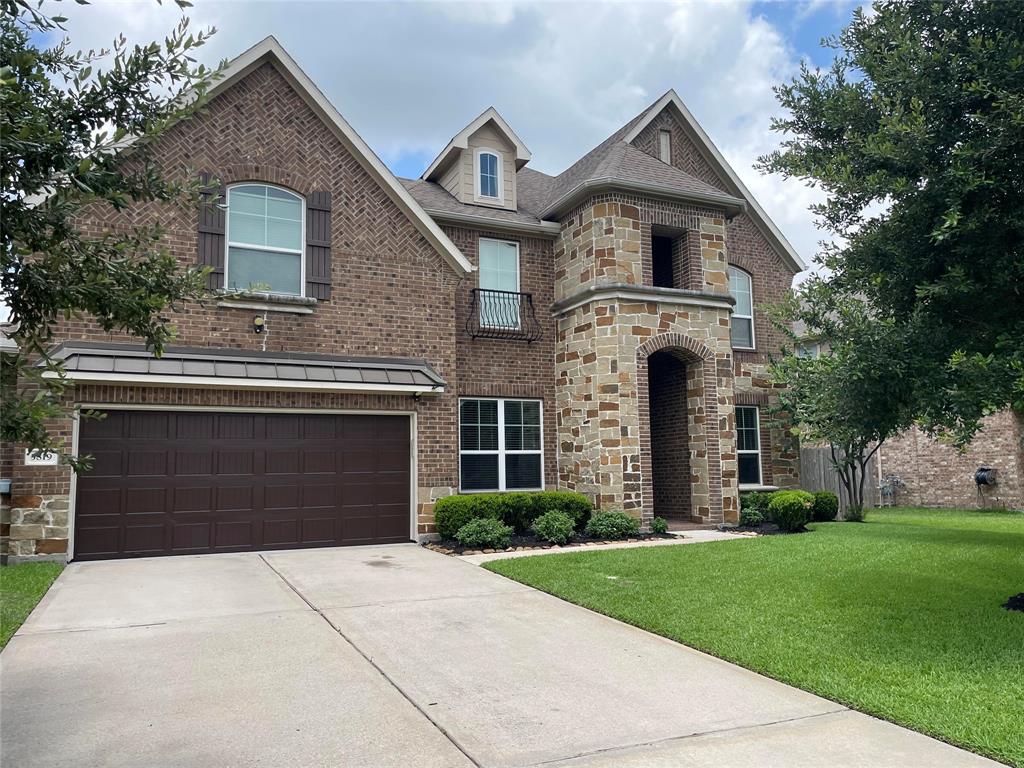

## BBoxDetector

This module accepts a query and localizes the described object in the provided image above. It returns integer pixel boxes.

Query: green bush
[767,490,815,532]
[739,507,765,527]
[531,510,576,545]
[455,518,513,549]
[496,492,537,534]
[585,511,641,540]
[434,491,593,538]
[434,495,499,540]
[811,491,840,522]
[532,491,593,530]
[740,491,776,520]
[650,516,669,535]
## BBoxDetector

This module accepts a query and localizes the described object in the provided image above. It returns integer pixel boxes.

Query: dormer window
[475,148,502,202]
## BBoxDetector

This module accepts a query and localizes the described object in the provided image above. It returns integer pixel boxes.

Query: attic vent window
[659,130,672,164]
[476,148,502,202]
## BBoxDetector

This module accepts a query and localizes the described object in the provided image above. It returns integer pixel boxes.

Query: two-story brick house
[2,37,804,561]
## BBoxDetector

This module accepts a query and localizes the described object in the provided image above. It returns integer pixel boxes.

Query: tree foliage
[760,0,1024,445]
[1,0,221,466]
[770,285,919,518]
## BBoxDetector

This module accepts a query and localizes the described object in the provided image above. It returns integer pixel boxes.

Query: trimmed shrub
[739,507,765,527]
[767,490,814,532]
[455,518,513,549]
[496,492,538,534]
[585,511,641,540]
[811,491,839,522]
[650,516,669,535]
[531,510,576,545]
[740,491,775,520]
[532,491,592,530]
[434,495,497,540]
[435,491,593,538]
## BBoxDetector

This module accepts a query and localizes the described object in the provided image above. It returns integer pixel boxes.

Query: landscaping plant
[585,511,640,540]
[761,0,1024,449]
[454,518,513,550]
[650,517,669,535]
[1,1,222,467]
[767,490,814,532]
[434,491,591,539]
[811,491,839,522]
[433,495,501,540]
[531,511,575,545]
[739,507,765,528]
[740,491,774,521]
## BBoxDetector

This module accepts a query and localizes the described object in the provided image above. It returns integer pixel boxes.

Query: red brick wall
[445,226,558,488]
[879,411,1024,510]
[648,350,692,518]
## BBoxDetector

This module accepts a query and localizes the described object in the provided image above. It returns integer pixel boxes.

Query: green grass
[485,508,1024,766]
[1,562,63,649]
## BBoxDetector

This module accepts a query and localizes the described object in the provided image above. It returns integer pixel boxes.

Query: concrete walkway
[1,544,998,768]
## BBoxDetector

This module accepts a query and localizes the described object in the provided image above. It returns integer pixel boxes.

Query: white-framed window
[459,398,543,491]
[659,129,672,164]
[728,266,755,349]
[478,238,520,328]
[475,148,502,202]
[226,184,304,296]
[736,405,763,486]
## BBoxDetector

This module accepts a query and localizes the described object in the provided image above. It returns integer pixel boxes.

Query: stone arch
[637,332,715,363]
[636,333,724,526]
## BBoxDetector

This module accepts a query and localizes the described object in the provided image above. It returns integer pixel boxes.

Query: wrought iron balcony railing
[466,289,542,342]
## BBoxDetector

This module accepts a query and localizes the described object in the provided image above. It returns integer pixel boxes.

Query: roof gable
[213,37,473,277]
[624,90,804,272]
[422,107,532,182]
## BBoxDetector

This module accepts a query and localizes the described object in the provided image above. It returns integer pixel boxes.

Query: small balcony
[466,289,542,342]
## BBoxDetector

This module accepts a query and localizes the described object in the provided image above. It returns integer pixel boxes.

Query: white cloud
[39,0,837,275]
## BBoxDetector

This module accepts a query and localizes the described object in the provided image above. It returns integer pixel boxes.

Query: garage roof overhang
[42,343,446,395]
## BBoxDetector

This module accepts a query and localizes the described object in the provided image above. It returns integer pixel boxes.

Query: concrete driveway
[2,545,997,768]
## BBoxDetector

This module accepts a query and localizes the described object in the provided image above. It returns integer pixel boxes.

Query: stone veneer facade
[553,197,739,525]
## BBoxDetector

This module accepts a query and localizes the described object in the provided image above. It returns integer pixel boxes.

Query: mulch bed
[1002,593,1024,612]
[425,531,676,556]
[730,522,809,536]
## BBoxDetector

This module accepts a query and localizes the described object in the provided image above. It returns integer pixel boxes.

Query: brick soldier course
[1,37,805,561]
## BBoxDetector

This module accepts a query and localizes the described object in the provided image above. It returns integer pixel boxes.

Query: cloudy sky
[41,0,863,275]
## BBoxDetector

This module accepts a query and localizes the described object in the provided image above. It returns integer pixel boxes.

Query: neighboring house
[1,37,804,562]
[879,414,1024,510]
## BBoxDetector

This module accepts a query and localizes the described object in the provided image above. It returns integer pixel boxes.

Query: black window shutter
[197,172,225,289]
[306,190,332,300]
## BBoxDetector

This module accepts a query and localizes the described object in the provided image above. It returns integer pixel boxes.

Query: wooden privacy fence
[798,446,879,513]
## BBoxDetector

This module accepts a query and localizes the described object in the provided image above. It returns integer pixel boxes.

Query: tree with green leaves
[770,285,919,519]
[760,0,1024,447]
[1,0,221,467]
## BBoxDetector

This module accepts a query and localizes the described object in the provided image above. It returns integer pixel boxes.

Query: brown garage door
[74,411,411,560]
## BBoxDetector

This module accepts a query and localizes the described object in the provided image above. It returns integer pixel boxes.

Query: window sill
[216,290,317,315]
[738,484,779,492]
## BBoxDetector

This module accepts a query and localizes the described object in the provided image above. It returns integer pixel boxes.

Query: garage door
[74,411,412,560]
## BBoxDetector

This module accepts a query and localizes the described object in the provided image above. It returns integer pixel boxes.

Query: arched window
[225,184,304,295]
[728,266,755,349]
[475,148,502,201]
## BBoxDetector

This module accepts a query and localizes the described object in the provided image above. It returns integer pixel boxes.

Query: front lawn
[485,508,1024,766]
[1,562,64,649]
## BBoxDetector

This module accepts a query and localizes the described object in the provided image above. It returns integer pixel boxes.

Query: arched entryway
[637,333,725,526]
